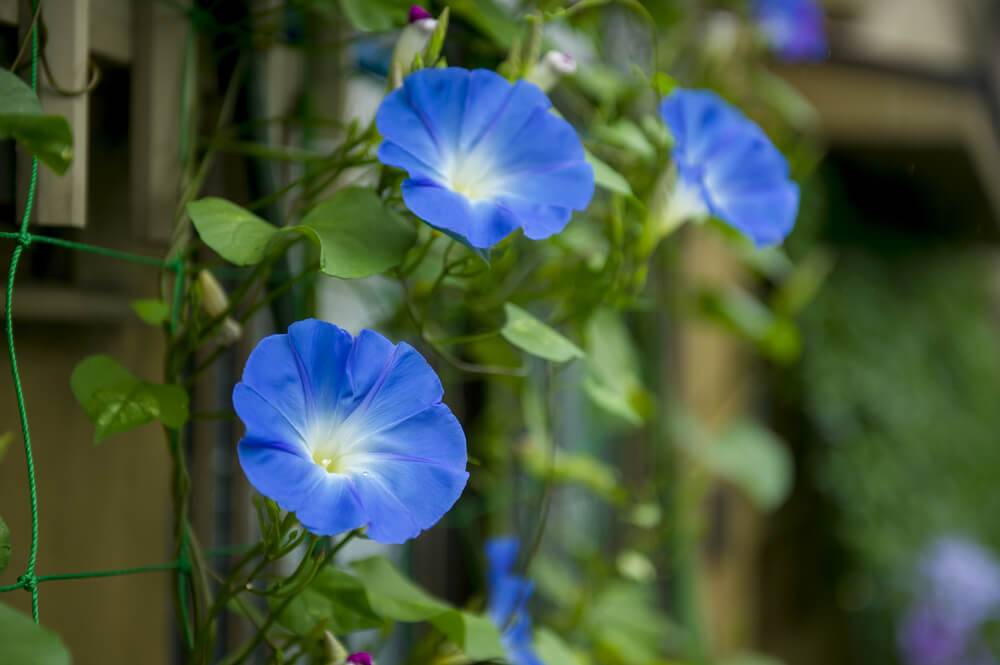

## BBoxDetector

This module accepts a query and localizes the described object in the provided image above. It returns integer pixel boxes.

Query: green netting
[0,3,213,647]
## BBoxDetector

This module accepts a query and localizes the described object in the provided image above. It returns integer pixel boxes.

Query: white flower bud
[197,270,242,345]
[389,10,438,88]
[525,50,577,92]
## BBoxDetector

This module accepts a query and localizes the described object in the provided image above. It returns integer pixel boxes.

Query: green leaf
[0,70,73,175]
[70,355,189,444]
[338,0,411,31]
[130,299,170,326]
[534,628,584,665]
[501,303,583,363]
[449,0,520,47]
[0,514,10,575]
[594,120,656,162]
[0,602,71,665]
[519,436,625,504]
[298,187,417,279]
[351,556,505,660]
[273,566,385,635]
[351,555,450,621]
[671,411,793,511]
[424,7,449,63]
[583,309,649,425]
[695,287,801,363]
[720,653,786,665]
[652,71,677,96]
[187,198,283,266]
[713,422,794,511]
[586,150,633,197]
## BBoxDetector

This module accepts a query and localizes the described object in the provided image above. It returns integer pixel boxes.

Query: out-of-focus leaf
[338,0,410,30]
[583,309,650,425]
[586,150,633,197]
[501,303,583,363]
[0,602,71,665]
[424,7,450,63]
[188,198,283,266]
[0,514,9,575]
[519,436,625,503]
[273,565,384,635]
[586,582,678,665]
[594,121,656,162]
[351,556,505,660]
[535,628,584,665]
[627,502,662,529]
[671,411,793,511]
[772,249,836,315]
[449,0,520,47]
[130,299,170,326]
[299,187,417,279]
[70,355,189,444]
[0,70,73,174]
[695,287,801,363]
[652,71,677,96]
[616,550,656,583]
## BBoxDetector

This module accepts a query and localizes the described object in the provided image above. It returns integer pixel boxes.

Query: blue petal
[345,334,444,430]
[489,576,534,628]
[238,440,325,512]
[461,76,551,156]
[375,86,444,166]
[376,68,593,248]
[401,179,520,248]
[233,382,308,449]
[497,198,572,240]
[485,537,520,586]
[286,319,355,424]
[350,454,468,543]
[377,142,447,183]
[711,180,800,247]
[660,88,799,247]
[236,333,312,438]
[660,90,743,168]
[293,473,367,536]
[358,403,466,465]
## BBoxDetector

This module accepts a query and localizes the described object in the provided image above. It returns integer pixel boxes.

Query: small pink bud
[347,653,373,665]
[408,6,432,22]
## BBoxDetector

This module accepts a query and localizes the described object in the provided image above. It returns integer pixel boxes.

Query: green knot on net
[16,573,37,592]
[15,232,31,248]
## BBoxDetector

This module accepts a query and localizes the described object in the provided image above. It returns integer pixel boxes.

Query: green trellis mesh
[0,4,211,647]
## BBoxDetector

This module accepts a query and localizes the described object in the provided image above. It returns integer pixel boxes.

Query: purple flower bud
[408,6,432,23]
[347,653,373,665]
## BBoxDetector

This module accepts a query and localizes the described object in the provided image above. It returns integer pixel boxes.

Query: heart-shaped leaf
[501,303,583,363]
[71,355,189,444]
[0,602,71,665]
[0,70,73,174]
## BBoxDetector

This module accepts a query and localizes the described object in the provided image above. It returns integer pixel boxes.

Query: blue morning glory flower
[376,67,595,249]
[233,319,469,544]
[898,538,1000,665]
[659,88,800,247]
[485,537,545,665]
[752,0,828,62]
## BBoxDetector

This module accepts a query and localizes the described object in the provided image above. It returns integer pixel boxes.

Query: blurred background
[2,1,1000,664]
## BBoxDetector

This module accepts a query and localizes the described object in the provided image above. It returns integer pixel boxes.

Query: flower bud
[347,653,373,665]
[525,50,577,92]
[389,7,438,88]
[322,631,349,664]
[197,270,242,345]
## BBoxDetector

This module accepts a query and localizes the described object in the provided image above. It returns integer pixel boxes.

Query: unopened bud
[525,50,577,91]
[389,7,438,88]
[347,653,373,665]
[322,631,349,665]
[197,270,242,345]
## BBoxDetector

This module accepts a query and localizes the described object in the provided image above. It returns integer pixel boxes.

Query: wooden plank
[0,0,15,25]
[19,0,90,227]
[130,0,186,242]
[90,0,131,63]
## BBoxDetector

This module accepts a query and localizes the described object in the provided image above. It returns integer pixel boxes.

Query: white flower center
[446,150,502,201]
[307,421,367,475]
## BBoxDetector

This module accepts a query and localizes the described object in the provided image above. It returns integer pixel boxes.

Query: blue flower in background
[899,537,1000,665]
[659,88,799,247]
[752,0,828,61]
[376,67,595,248]
[233,319,468,544]
[486,537,545,665]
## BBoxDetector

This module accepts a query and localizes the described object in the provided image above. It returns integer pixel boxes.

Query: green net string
[0,3,224,646]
